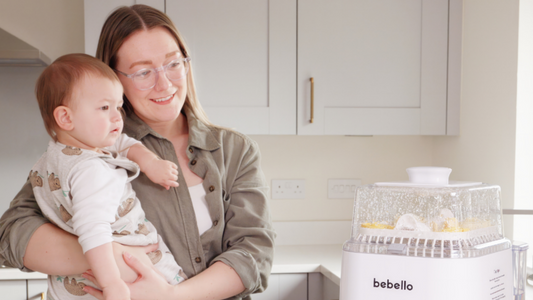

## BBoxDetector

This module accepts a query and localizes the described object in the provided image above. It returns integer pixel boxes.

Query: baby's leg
[152,235,187,284]
[112,242,156,283]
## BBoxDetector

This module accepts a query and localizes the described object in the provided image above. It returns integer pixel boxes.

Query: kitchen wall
[0,0,85,215]
[432,1,521,237]
[0,1,529,240]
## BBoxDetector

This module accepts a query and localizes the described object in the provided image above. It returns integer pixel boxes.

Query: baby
[29,53,185,300]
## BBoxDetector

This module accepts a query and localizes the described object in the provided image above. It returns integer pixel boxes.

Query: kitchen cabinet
[308,273,340,300]
[0,279,47,300]
[84,0,165,56]
[252,273,307,300]
[252,272,340,300]
[166,0,296,135]
[0,280,26,300]
[84,0,296,135]
[84,0,461,135]
[27,279,47,300]
[298,0,461,135]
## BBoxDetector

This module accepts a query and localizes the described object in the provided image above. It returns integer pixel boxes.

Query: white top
[188,183,213,236]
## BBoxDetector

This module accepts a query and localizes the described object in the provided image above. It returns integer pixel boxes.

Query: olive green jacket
[0,108,275,300]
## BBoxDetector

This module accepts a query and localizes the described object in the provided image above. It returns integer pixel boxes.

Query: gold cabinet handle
[310,77,314,123]
[41,292,45,300]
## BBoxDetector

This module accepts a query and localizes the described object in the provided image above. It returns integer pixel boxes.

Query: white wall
[432,0,520,238]
[251,135,433,221]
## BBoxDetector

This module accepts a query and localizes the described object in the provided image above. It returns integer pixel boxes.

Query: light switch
[328,179,361,199]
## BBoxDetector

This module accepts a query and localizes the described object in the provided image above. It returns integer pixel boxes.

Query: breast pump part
[406,166,452,185]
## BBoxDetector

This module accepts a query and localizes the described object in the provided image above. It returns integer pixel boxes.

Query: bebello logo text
[373,278,413,291]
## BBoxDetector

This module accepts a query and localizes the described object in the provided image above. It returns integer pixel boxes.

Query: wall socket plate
[271,179,306,199]
[328,179,362,199]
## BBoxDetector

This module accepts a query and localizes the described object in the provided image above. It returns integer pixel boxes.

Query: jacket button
[188,147,193,153]
[213,220,218,226]
[195,257,202,263]
[191,160,197,165]
[209,185,215,192]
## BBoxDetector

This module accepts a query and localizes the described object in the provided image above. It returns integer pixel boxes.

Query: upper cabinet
[84,0,461,136]
[166,0,297,135]
[84,0,165,56]
[298,0,461,135]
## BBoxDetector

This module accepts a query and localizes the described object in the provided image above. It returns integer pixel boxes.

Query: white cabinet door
[308,273,340,300]
[27,279,48,300]
[84,0,165,56]
[0,280,26,300]
[252,273,307,300]
[297,0,459,135]
[166,0,296,135]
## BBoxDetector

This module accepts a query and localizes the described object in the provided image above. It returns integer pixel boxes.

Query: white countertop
[0,267,46,280]
[271,244,343,286]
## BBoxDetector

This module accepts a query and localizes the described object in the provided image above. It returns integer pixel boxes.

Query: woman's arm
[0,178,157,276]
[0,179,50,270]
[83,253,245,300]
[24,223,88,274]
[211,138,276,296]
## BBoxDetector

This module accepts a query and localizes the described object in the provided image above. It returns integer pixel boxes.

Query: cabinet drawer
[0,280,27,300]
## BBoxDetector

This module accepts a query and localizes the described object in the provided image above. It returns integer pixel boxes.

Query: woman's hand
[124,251,175,300]
[83,251,174,300]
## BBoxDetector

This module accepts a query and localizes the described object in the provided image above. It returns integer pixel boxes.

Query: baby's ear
[54,106,74,131]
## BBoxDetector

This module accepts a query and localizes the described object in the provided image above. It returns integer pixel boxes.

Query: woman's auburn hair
[95,4,212,126]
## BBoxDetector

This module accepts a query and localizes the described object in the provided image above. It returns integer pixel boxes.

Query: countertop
[0,267,46,280]
[1,243,533,300]
[0,244,344,283]
[271,244,343,286]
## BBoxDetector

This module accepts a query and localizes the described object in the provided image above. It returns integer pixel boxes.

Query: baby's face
[68,74,124,150]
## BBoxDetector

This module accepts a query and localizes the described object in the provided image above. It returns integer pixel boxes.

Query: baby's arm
[127,144,179,190]
[70,160,134,298]
[85,243,130,300]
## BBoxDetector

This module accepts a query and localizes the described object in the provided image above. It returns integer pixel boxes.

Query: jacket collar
[123,106,220,151]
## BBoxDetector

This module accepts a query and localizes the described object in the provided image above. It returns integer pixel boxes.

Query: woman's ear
[54,106,74,131]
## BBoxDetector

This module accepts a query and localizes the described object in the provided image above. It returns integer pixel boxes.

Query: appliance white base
[340,248,513,300]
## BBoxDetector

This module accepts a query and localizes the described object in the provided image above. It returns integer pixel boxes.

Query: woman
[0,4,275,300]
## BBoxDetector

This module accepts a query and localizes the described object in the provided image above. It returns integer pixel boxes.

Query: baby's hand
[102,279,130,300]
[144,159,179,190]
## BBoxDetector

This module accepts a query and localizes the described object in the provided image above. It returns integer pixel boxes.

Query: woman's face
[115,27,188,125]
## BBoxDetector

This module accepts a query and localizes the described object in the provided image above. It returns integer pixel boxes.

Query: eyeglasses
[115,57,191,91]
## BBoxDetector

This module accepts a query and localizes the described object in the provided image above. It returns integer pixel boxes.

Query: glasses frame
[115,57,191,91]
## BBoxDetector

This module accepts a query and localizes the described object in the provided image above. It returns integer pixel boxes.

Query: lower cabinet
[0,279,47,300]
[252,273,339,300]
[308,273,340,300]
[253,273,307,300]
[27,279,47,300]
[0,280,26,300]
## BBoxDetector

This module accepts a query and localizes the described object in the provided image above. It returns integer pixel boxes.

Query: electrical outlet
[271,179,306,199]
[328,179,361,199]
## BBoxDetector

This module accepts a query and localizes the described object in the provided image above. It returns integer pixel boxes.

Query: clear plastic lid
[344,167,507,258]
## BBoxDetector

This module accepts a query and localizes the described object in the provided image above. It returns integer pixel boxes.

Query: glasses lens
[166,59,190,81]
[129,58,190,91]
[133,69,156,90]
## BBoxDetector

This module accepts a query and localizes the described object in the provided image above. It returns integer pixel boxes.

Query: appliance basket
[343,226,509,258]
